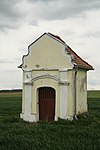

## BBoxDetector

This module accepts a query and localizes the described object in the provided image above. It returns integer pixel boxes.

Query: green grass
[87,90,100,98]
[0,91,22,97]
[0,92,22,117]
[0,91,100,150]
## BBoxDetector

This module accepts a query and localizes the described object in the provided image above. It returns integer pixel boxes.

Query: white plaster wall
[67,69,88,117]
[60,85,68,119]
[31,76,60,121]
[24,84,32,115]
[23,34,73,70]
[59,70,68,119]
[76,70,87,114]
[20,33,75,122]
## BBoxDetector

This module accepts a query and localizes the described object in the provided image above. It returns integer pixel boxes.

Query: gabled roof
[19,32,94,70]
[47,32,94,70]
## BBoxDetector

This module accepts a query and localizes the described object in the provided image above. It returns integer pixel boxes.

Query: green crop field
[87,90,100,99]
[0,91,100,150]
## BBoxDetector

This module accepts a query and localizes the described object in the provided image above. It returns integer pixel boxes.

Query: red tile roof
[48,32,94,70]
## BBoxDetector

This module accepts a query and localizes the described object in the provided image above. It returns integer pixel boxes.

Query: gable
[20,32,94,71]
[22,33,73,70]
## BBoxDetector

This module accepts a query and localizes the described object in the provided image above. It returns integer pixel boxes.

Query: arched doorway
[38,87,55,121]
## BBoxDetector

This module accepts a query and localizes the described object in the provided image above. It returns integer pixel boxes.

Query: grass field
[0,91,100,150]
[87,90,100,98]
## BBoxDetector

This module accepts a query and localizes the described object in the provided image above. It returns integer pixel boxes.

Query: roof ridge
[47,32,65,44]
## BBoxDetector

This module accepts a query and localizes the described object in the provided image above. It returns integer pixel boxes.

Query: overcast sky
[0,0,100,90]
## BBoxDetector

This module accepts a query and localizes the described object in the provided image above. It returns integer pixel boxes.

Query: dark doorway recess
[39,87,55,121]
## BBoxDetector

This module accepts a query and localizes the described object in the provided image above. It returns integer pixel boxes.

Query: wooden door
[39,87,55,121]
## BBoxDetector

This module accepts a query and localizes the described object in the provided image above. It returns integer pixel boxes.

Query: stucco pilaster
[59,70,69,119]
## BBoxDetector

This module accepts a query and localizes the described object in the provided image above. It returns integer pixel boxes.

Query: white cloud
[0,0,100,31]
[0,0,100,89]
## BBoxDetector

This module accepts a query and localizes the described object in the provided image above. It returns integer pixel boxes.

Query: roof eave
[77,65,94,70]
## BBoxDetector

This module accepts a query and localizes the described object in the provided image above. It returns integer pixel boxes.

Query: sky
[0,0,100,90]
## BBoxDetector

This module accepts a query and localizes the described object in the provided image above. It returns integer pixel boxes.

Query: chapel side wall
[76,70,87,114]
